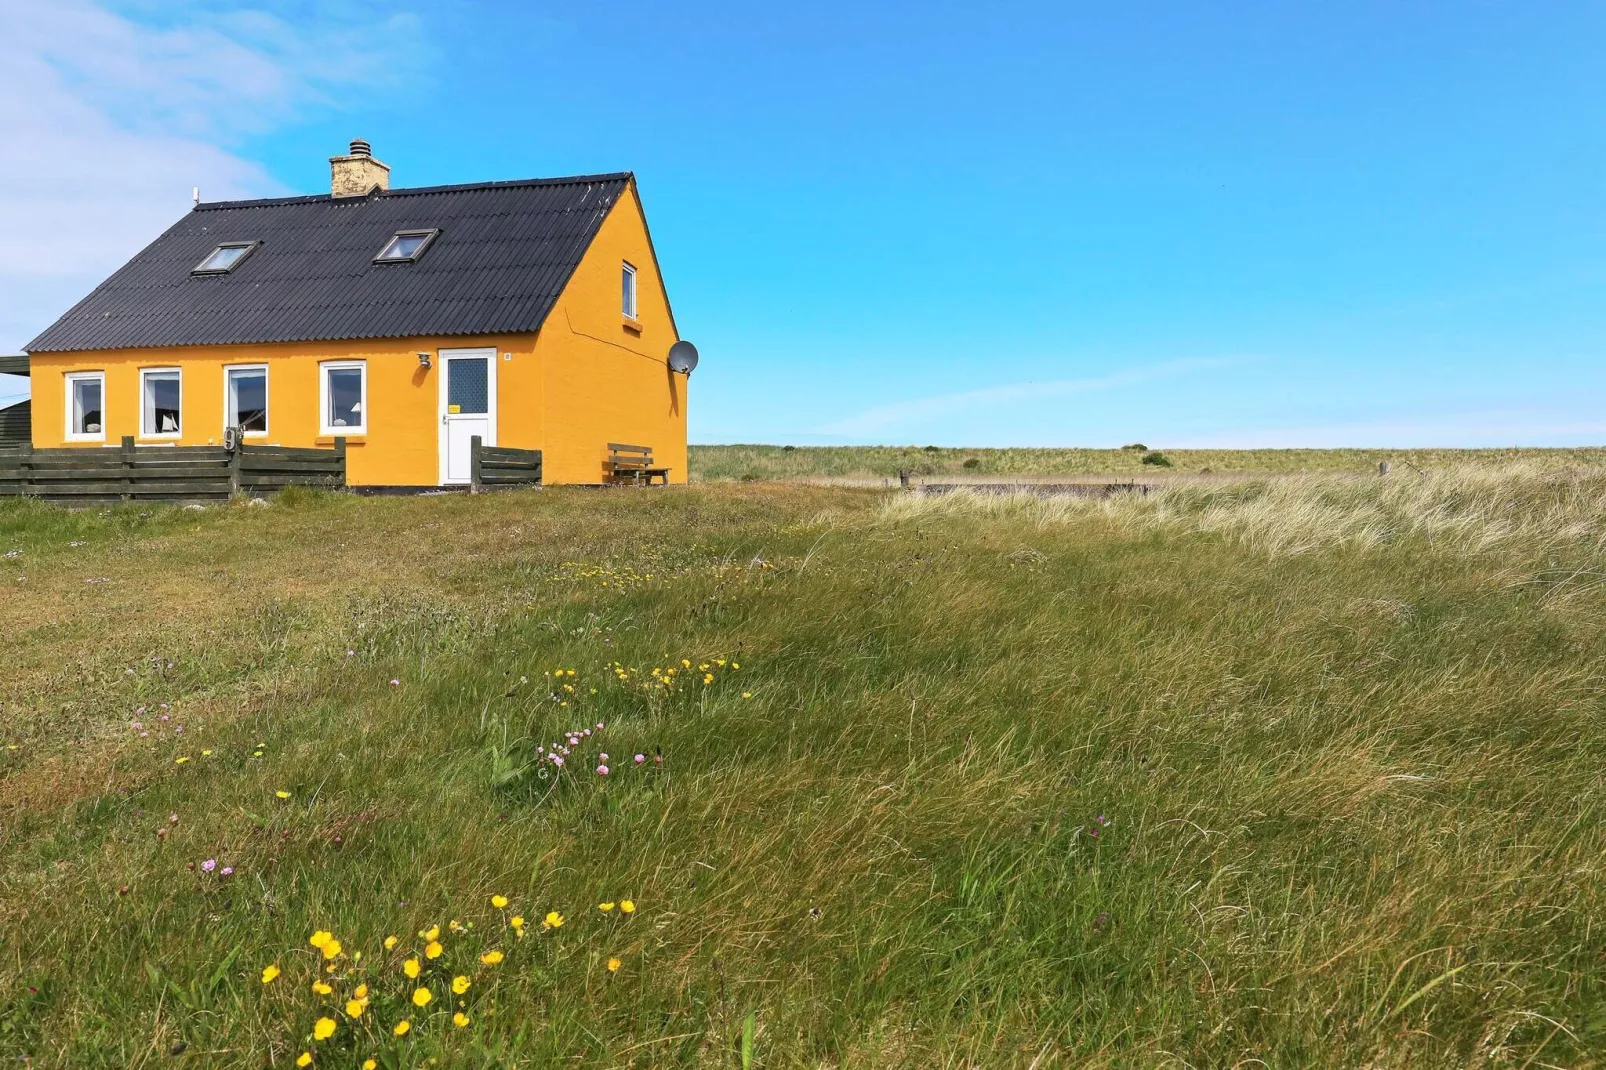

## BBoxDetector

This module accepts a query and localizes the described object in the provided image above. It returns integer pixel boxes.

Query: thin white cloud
[814,356,1239,439]
[0,0,427,353]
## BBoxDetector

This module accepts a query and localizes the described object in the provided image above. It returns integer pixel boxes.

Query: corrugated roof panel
[26,174,632,353]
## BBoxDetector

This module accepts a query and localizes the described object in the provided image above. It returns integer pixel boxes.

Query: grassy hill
[2,468,1605,1065]
[689,443,1606,482]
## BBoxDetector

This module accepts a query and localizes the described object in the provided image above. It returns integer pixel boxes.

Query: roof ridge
[196,172,634,212]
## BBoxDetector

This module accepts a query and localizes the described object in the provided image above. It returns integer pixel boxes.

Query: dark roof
[0,356,27,375]
[25,174,633,353]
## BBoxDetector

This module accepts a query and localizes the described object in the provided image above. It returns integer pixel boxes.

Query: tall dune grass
[883,463,1606,556]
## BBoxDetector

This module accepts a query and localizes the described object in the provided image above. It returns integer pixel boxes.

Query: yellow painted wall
[27,179,688,486]
[533,181,687,484]
[27,335,537,487]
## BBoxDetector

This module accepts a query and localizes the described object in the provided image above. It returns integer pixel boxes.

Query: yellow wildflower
[412,986,432,1008]
[543,911,564,929]
[393,1019,411,1037]
[620,900,636,914]
[354,984,368,999]
[452,975,471,994]
[732,662,740,669]
[491,894,509,909]
[607,957,621,972]
[742,692,752,699]
[425,940,443,959]
[703,673,714,685]
[597,902,615,913]
[175,756,189,765]
[403,957,420,979]
[383,935,398,950]
[201,749,212,757]
[345,999,366,1018]
[480,950,504,965]
[309,930,332,949]
[296,1054,312,1068]
[313,1017,336,1041]
[312,981,332,996]
[453,1011,471,1028]
[420,925,440,941]
[321,938,343,960]
[509,915,525,931]
[260,964,281,984]
[363,1061,377,1070]
[276,790,291,799]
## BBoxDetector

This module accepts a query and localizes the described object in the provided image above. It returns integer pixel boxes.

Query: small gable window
[375,229,439,263]
[192,241,259,275]
[621,261,637,320]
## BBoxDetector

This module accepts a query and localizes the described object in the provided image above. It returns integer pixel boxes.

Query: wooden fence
[470,436,542,492]
[0,436,345,504]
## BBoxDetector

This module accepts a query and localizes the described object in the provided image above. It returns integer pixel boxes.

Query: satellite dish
[667,340,699,375]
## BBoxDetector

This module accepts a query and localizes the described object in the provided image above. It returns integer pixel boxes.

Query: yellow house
[23,141,691,487]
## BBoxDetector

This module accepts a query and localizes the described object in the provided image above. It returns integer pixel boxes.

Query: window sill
[622,316,642,332]
[136,437,181,445]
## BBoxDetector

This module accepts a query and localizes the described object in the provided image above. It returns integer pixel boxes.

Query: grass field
[688,443,1606,482]
[3,467,1606,1065]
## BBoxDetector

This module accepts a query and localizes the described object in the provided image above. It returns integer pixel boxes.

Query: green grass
[3,470,1606,1065]
[689,443,1606,482]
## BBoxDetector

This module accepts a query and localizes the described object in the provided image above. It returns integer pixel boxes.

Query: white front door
[437,348,497,485]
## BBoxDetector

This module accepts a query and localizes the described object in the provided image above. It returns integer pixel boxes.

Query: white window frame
[63,371,106,443]
[621,261,638,320]
[139,367,183,440]
[319,360,367,436]
[223,364,270,437]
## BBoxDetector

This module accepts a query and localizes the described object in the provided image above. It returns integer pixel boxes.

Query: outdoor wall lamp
[418,351,432,369]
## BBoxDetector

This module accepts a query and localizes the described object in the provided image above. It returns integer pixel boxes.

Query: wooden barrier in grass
[470,436,542,493]
[0,436,345,503]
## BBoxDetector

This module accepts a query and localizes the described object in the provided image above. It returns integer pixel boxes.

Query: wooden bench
[607,442,670,485]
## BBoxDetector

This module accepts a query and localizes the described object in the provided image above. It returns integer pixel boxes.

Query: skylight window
[375,229,440,263]
[191,241,258,275]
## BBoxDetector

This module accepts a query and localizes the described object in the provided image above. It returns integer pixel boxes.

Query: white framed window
[140,368,182,438]
[64,371,105,441]
[621,261,637,320]
[319,361,366,435]
[224,364,269,435]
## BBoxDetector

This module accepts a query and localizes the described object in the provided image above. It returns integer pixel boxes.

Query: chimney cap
[348,138,372,158]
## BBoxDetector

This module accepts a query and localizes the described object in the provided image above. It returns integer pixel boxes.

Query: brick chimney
[330,138,390,198]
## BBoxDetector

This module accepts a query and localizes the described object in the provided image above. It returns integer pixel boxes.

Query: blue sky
[1,0,1602,446]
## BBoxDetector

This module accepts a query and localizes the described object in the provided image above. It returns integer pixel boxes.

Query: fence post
[228,435,243,497]
[333,437,347,488]
[898,468,910,490]
[470,435,483,494]
[121,435,136,501]
[18,441,32,497]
